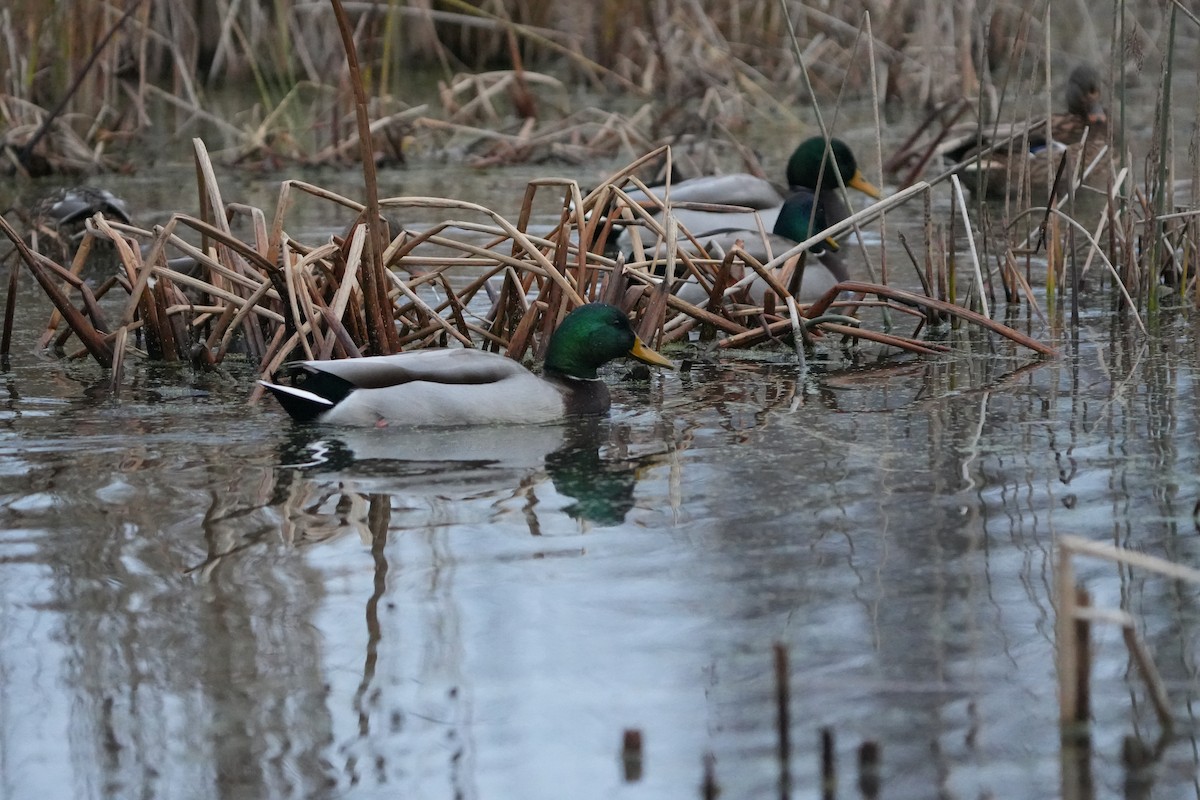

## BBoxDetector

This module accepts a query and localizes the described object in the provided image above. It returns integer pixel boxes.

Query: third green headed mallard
[670,189,850,305]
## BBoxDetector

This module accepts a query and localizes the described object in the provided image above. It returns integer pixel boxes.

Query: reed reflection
[5,448,340,799]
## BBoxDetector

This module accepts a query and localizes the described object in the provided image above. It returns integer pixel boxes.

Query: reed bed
[0,129,1055,394]
[881,0,1200,322]
[2,0,1199,375]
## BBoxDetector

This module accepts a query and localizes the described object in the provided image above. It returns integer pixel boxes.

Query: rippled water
[4,150,1200,799]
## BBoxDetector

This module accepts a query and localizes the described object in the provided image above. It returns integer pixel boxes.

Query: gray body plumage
[263,349,578,427]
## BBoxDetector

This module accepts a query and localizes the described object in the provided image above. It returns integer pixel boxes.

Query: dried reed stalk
[1056,535,1194,737]
[0,216,113,366]
[330,0,399,355]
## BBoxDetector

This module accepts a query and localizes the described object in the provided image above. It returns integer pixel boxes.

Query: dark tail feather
[259,380,334,423]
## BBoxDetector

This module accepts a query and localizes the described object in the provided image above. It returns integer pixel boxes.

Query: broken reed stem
[2,254,17,368]
[818,282,1055,355]
[820,727,836,800]
[814,321,947,354]
[857,741,881,800]
[774,642,791,800]
[950,174,989,318]
[701,751,720,800]
[1121,625,1175,733]
[1056,542,1082,735]
[620,729,643,782]
[0,216,113,367]
[110,326,127,392]
[1060,534,1200,584]
[1073,587,1092,730]
[1057,535,1188,739]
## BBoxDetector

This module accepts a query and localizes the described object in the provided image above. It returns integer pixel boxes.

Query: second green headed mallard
[260,303,673,427]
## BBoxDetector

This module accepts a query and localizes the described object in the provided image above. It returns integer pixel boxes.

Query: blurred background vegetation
[0,0,1196,176]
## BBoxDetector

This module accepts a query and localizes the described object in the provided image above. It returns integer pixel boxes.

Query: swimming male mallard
[946,65,1110,200]
[260,303,673,427]
[783,137,882,226]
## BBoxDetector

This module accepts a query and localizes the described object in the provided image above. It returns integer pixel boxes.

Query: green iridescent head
[785,137,882,199]
[543,304,672,379]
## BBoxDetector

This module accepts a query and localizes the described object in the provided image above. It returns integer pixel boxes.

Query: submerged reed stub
[621,728,643,782]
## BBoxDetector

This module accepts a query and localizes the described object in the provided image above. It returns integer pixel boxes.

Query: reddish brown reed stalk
[620,729,643,783]
[504,300,545,361]
[701,751,720,800]
[811,322,949,355]
[820,727,836,800]
[857,741,881,800]
[811,281,1056,356]
[1,253,17,367]
[330,0,399,355]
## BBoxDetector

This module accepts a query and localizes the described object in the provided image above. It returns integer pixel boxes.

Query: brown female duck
[947,65,1110,200]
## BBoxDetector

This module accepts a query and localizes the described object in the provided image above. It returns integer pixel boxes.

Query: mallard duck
[637,138,881,305]
[260,303,673,427]
[783,137,882,224]
[29,187,133,273]
[1049,64,1107,141]
[671,189,849,305]
[37,187,131,230]
[622,136,881,236]
[947,65,1110,199]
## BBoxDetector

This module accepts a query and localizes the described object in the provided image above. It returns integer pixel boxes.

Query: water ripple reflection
[2,325,1200,798]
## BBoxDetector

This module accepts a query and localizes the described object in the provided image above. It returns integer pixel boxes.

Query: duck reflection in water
[543,420,639,527]
[276,418,643,528]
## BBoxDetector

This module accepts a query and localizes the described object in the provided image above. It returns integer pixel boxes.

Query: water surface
[3,145,1200,800]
